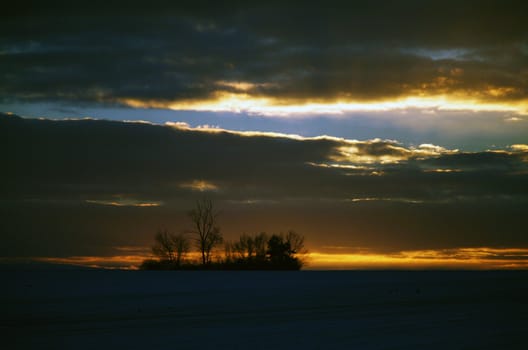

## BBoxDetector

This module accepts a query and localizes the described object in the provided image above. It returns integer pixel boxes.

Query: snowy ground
[2,270,528,349]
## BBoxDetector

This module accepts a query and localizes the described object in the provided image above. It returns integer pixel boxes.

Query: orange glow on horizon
[24,247,528,270]
[35,255,147,270]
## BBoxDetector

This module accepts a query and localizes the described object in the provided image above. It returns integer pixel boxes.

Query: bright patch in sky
[179,180,219,192]
[120,94,528,117]
[86,198,163,207]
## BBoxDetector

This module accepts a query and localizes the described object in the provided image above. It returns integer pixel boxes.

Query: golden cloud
[179,180,219,192]
[119,91,528,117]
[511,144,528,152]
[86,198,162,207]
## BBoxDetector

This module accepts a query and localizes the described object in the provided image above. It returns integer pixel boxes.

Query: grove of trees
[140,199,307,270]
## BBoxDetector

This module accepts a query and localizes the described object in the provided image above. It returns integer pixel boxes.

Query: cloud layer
[1,1,527,113]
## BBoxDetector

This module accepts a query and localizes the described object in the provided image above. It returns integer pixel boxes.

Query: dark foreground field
[2,270,528,349]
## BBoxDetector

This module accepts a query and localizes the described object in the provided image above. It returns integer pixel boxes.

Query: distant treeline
[140,231,306,270]
[140,199,307,270]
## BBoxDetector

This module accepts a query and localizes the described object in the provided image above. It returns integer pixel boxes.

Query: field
[2,269,528,349]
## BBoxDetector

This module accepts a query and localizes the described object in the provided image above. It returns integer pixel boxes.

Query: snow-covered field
[2,270,527,349]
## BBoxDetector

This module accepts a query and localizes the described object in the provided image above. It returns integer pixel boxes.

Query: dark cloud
[1,114,527,257]
[1,1,527,106]
[2,114,526,201]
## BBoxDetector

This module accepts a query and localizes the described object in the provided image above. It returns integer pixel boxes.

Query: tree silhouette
[224,240,235,263]
[151,229,190,266]
[172,233,191,265]
[189,198,223,265]
[152,229,175,262]
[231,232,268,260]
[285,230,304,253]
[233,233,255,259]
[142,200,307,270]
[266,232,306,269]
[254,232,268,260]
[267,234,291,262]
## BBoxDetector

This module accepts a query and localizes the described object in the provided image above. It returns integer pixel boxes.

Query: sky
[1,1,528,269]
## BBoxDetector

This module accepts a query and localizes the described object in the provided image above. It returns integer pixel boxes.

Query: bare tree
[152,229,190,266]
[285,230,308,267]
[233,233,255,259]
[224,241,235,263]
[189,198,223,265]
[152,229,175,262]
[254,232,268,259]
[285,230,307,255]
[172,233,191,265]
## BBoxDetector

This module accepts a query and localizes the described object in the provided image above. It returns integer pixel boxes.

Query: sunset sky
[1,1,527,269]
